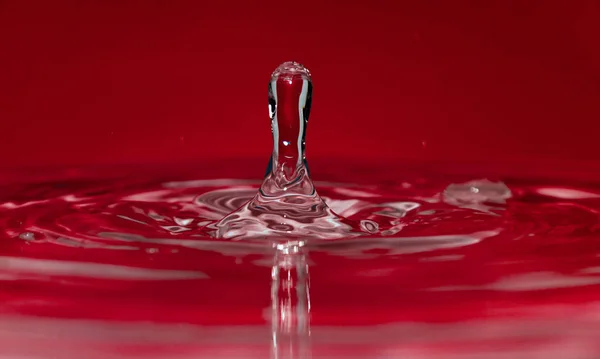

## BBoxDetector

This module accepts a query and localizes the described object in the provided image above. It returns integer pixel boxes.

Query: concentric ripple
[2,173,598,260]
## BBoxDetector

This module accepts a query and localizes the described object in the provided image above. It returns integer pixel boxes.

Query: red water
[1,160,600,358]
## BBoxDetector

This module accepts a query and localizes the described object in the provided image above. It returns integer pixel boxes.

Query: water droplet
[443,179,512,205]
[19,232,35,241]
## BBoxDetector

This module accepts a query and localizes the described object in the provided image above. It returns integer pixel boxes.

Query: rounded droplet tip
[271,61,311,81]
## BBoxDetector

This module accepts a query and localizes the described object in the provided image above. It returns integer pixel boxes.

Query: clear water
[2,62,600,358]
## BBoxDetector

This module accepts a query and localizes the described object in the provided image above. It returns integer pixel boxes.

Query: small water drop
[443,179,512,205]
[19,232,35,241]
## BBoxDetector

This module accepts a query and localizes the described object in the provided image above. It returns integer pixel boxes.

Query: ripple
[1,177,595,265]
[309,230,500,257]
[431,271,600,292]
[0,256,208,280]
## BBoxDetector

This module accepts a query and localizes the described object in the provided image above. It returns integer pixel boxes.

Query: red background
[0,0,599,167]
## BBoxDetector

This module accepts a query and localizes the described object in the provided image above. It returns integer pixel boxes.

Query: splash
[212,62,362,240]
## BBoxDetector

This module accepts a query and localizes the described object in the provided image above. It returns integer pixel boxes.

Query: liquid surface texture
[2,62,600,358]
[1,160,600,358]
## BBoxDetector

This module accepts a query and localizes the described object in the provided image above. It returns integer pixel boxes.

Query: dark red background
[0,0,599,167]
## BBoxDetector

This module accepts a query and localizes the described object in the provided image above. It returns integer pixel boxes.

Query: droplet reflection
[271,241,311,359]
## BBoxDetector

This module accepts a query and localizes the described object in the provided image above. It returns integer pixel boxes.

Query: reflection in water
[271,241,311,359]
[3,164,600,357]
